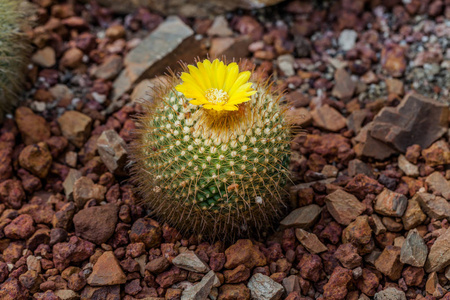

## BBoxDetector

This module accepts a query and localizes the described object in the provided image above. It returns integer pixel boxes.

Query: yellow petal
[223,63,239,92]
[228,71,251,96]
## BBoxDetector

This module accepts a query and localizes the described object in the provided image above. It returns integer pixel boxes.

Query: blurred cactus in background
[131,59,291,240]
[0,0,32,123]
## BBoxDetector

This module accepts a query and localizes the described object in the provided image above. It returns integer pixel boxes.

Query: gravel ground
[0,0,449,299]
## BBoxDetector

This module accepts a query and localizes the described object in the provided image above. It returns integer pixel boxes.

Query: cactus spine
[131,59,291,240]
[0,0,32,122]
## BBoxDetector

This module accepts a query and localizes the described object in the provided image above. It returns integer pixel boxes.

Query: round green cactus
[0,0,32,122]
[131,59,291,240]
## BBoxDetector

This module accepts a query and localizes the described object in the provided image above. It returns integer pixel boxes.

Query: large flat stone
[112,16,204,100]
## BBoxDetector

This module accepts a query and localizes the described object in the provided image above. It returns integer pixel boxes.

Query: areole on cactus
[130,58,291,240]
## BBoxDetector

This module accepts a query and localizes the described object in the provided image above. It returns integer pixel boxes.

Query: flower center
[205,88,229,105]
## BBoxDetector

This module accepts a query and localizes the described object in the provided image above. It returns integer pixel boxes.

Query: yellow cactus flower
[175,59,257,111]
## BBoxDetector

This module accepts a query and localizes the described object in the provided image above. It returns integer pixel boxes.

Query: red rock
[344,174,384,199]
[331,68,356,100]
[335,243,362,269]
[52,236,95,271]
[60,48,84,69]
[224,239,267,269]
[0,278,29,300]
[18,143,53,179]
[52,202,75,230]
[322,266,352,300]
[87,251,127,286]
[155,266,188,288]
[129,218,162,249]
[57,111,93,148]
[422,140,450,166]
[0,180,25,209]
[297,253,322,282]
[402,266,424,286]
[15,107,51,145]
[210,252,226,272]
[72,176,107,208]
[17,169,41,194]
[325,189,365,225]
[374,246,403,280]
[311,105,347,132]
[381,43,407,77]
[4,214,35,239]
[218,283,251,300]
[224,265,250,283]
[233,16,263,40]
[0,148,13,182]
[356,268,379,297]
[342,215,372,249]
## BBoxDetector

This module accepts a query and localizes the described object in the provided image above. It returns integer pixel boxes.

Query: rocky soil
[0,0,449,299]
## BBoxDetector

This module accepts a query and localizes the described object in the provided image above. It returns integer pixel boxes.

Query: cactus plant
[0,0,32,122]
[131,59,291,240]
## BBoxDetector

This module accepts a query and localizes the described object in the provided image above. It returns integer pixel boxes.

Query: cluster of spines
[131,73,291,240]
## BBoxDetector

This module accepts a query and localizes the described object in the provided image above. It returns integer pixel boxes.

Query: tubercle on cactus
[130,59,292,241]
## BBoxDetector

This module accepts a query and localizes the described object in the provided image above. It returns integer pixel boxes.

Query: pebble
[224,239,266,269]
[335,243,362,269]
[93,55,123,80]
[87,251,127,286]
[277,54,295,77]
[374,188,408,217]
[322,266,353,300]
[279,204,321,229]
[72,176,107,208]
[129,218,162,249]
[31,47,56,68]
[311,104,347,132]
[0,179,26,209]
[172,251,210,273]
[4,214,35,239]
[63,169,82,200]
[374,246,403,280]
[247,273,284,300]
[374,287,406,300]
[15,107,51,145]
[218,284,251,300]
[207,15,233,37]
[338,29,357,51]
[426,228,450,272]
[73,203,119,245]
[398,155,419,177]
[18,143,53,179]
[325,189,365,225]
[295,228,327,254]
[60,47,84,69]
[400,229,428,267]
[97,129,128,176]
[146,256,170,274]
[402,197,427,230]
[181,270,217,300]
[415,192,450,219]
[57,111,93,148]
[425,171,450,200]
[332,68,356,100]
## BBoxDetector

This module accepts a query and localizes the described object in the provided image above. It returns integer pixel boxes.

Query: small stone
[402,197,427,230]
[342,215,372,249]
[332,68,356,100]
[60,47,84,69]
[129,218,162,249]
[385,78,404,96]
[207,16,233,37]
[0,180,26,209]
[422,140,450,166]
[426,228,450,272]
[325,189,365,225]
[321,165,338,178]
[54,289,80,300]
[18,143,52,179]
[427,271,447,298]
[295,229,327,254]
[87,251,127,286]
[52,202,75,230]
[72,176,107,208]
[124,279,142,296]
[338,29,357,51]
[105,24,126,40]
[53,236,95,271]
[181,270,217,300]
[398,155,419,177]
[57,111,93,148]
[218,284,251,300]
[403,266,424,286]
[209,36,251,60]
[0,278,29,299]
[400,229,428,267]
[282,275,300,295]
[15,107,51,145]
[374,246,403,280]
[247,273,284,300]
[73,203,118,245]
[156,266,188,288]
[370,214,386,235]
[97,130,128,176]
[381,44,407,77]
[146,256,170,274]
[31,47,56,68]
[415,192,450,220]
[49,84,73,105]
[93,55,123,80]
[4,214,35,239]
[285,107,312,127]
[335,243,362,269]
[63,169,82,200]
[374,287,406,300]
[311,104,347,132]
[279,204,322,228]
[322,266,353,300]
[172,251,210,273]
[425,171,450,200]
[357,268,379,297]
[374,188,407,217]
[224,240,266,269]
[277,54,295,77]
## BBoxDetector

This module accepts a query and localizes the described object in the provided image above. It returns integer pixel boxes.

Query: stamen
[205,88,229,105]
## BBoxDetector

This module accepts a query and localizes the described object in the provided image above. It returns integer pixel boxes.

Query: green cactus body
[131,60,291,240]
[0,0,32,122]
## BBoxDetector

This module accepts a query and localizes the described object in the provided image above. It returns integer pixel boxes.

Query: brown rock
[426,272,447,298]
[422,140,450,166]
[207,16,233,37]
[224,239,266,269]
[18,143,52,179]
[218,284,251,300]
[210,36,252,60]
[415,192,450,220]
[335,243,362,269]
[402,197,426,230]
[426,171,450,200]
[223,265,250,283]
[31,47,56,68]
[15,107,51,145]
[0,180,26,209]
[285,107,312,127]
[53,236,95,271]
[87,251,127,286]
[129,218,162,249]
[322,266,352,300]
[146,256,170,274]
[93,55,123,80]
[295,229,327,254]
[374,246,403,280]
[52,202,75,230]
[60,48,84,69]
[311,104,346,132]
[63,169,82,200]
[425,228,450,272]
[172,251,210,273]
[402,266,424,286]
[342,215,373,253]
[156,266,188,288]
[97,130,128,176]
[57,111,92,148]
[279,204,322,229]
[0,278,29,300]
[385,78,404,96]
[398,155,419,177]
[381,43,407,77]
[112,16,205,100]
[72,176,107,208]
[325,189,365,225]
[298,253,322,282]
[369,93,448,152]
[357,269,379,297]
[105,24,126,40]
[374,188,408,217]
[73,203,118,245]
[344,174,383,199]
[331,68,356,100]
[4,214,35,239]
